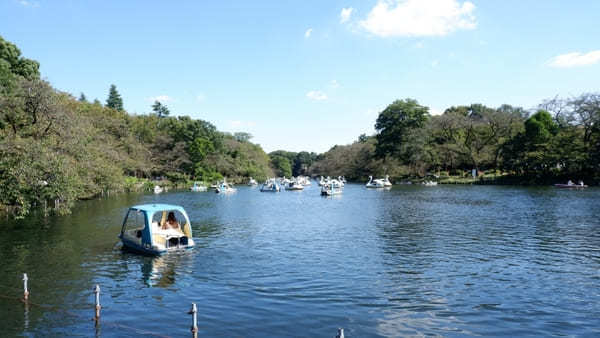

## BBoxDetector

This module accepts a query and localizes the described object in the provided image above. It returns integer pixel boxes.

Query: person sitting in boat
[163,212,180,230]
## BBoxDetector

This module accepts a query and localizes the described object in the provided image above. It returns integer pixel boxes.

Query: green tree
[234,132,252,142]
[0,35,40,79]
[152,100,170,118]
[524,110,557,144]
[375,98,430,159]
[292,151,317,176]
[503,110,558,176]
[271,155,292,177]
[106,84,124,111]
[79,93,87,102]
[188,137,214,163]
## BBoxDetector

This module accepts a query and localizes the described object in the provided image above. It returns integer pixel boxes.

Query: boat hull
[554,184,587,189]
[120,236,194,256]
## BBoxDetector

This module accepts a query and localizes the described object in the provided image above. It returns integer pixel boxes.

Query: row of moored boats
[152,175,441,195]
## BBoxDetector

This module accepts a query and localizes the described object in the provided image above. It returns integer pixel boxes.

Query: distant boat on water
[554,180,587,189]
[365,176,385,188]
[215,179,236,193]
[153,185,163,194]
[285,180,304,191]
[321,183,342,196]
[190,182,207,192]
[260,179,281,192]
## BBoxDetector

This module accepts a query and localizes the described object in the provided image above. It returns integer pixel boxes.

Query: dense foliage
[310,97,599,184]
[268,150,319,178]
[0,36,273,217]
[1,35,598,218]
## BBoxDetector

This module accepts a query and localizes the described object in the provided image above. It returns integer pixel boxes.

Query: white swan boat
[285,181,304,191]
[295,176,311,186]
[190,182,207,192]
[153,185,163,194]
[321,183,342,196]
[365,176,385,188]
[330,178,344,189]
[248,177,258,186]
[382,175,392,187]
[260,179,281,192]
[215,180,236,193]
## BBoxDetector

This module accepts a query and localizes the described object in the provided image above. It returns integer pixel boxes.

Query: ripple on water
[0,185,599,336]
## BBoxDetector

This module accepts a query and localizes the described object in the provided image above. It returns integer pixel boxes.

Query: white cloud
[340,7,354,23]
[431,59,439,67]
[305,28,313,38]
[547,50,600,68]
[360,0,476,37]
[330,80,340,88]
[147,95,172,103]
[18,0,39,7]
[196,93,206,102]
[306,90,328,101]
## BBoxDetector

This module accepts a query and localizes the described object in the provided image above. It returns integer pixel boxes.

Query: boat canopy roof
[130,204,188,215]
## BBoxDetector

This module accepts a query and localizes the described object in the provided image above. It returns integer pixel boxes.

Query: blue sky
[2,0,599,152]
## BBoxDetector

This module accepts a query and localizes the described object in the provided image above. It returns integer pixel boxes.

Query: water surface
[1,184,599,337]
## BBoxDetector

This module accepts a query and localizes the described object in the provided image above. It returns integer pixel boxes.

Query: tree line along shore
[1,35,598,218]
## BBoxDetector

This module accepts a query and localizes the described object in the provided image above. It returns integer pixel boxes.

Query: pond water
[0,184,599,337]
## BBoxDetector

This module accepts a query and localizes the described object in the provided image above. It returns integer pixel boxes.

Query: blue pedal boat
[119,204,195,255]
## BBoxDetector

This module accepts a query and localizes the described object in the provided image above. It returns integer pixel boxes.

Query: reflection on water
[0,186,599,336]
[140,252,196,288]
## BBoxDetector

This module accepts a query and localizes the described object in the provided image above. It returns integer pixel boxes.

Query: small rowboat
[554,183,587,189]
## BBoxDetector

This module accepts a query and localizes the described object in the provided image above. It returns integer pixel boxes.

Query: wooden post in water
[22,273,29,301]
[336,328,344,338]
[94,285,101,322]
[188,303,198,338]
